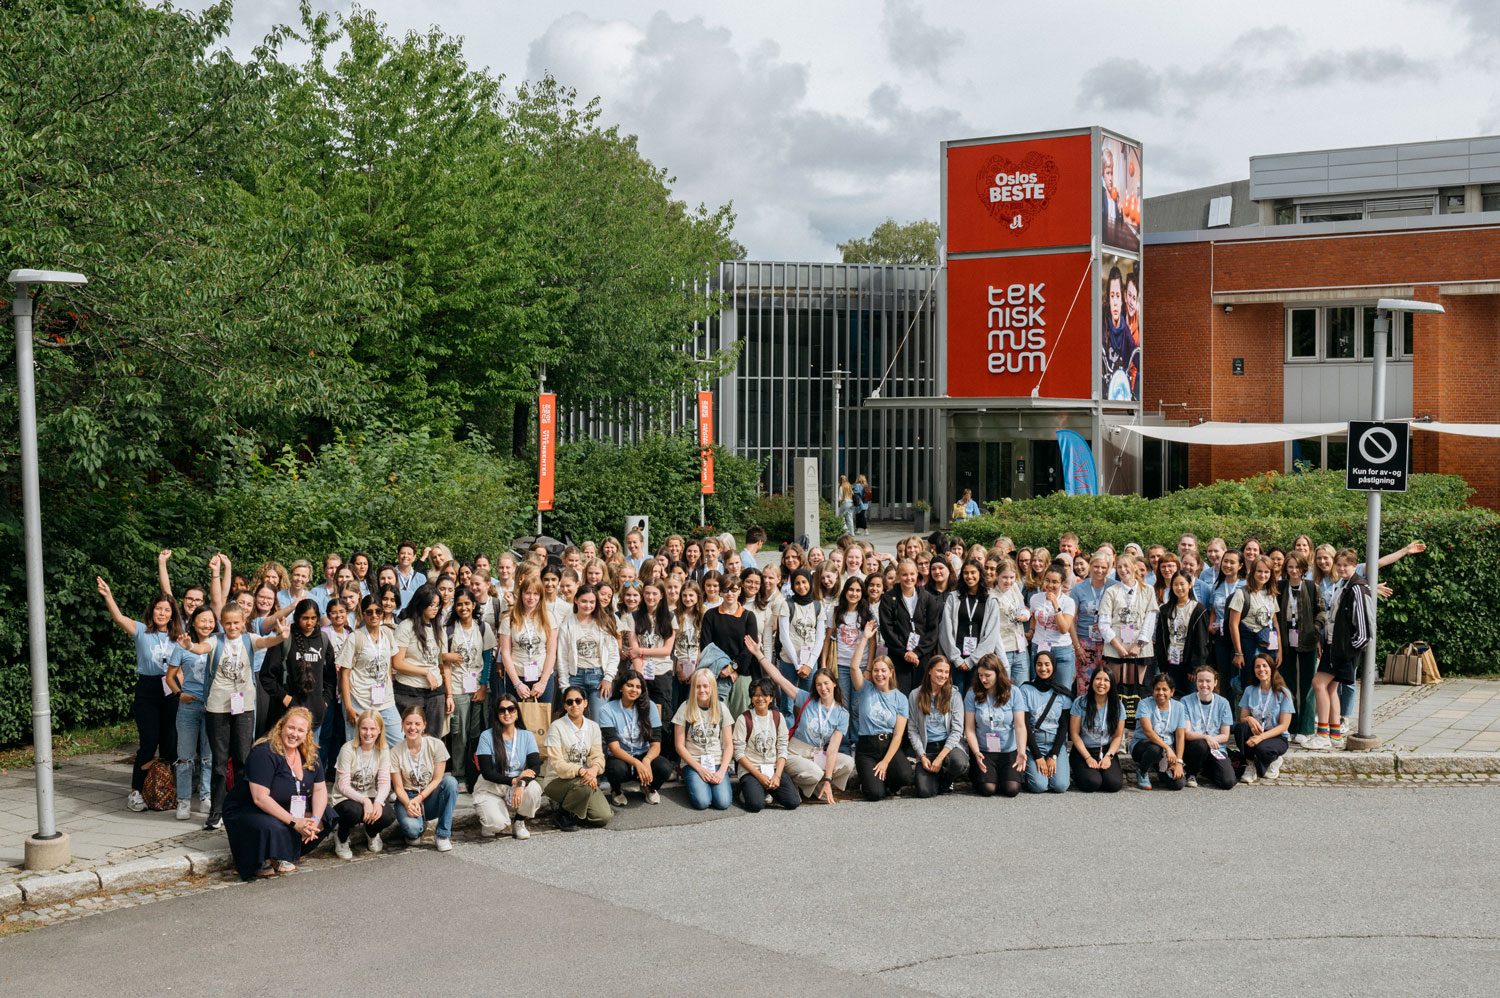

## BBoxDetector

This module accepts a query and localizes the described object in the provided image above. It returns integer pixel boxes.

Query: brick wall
[1145,225,1500,507]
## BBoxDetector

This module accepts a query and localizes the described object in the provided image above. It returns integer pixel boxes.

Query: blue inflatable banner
[1056,429,1098,496]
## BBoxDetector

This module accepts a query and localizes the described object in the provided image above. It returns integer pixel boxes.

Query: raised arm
[157,549,175,601]
[96,577,137,637]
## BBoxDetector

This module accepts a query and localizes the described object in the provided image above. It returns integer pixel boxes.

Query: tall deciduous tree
[838,218,940,265]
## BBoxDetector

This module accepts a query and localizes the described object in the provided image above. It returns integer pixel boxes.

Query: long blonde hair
[682,667,723,727]
[346,709,390,767]
[255,706,320,770]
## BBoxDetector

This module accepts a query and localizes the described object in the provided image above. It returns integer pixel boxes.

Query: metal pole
[536,365,545,537]
[1354,310,1389,747]
[14,285,58,840]
[830,368,843,512]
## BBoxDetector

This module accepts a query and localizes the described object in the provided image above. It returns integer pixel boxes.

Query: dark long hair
[610,668,656,738]
[633,581,674,641]
[400,583,444,654]
[836,577,873,627]
[144,592,184,640]
[1083,667,1121,734]
[487,693,523,778]
[287,598,323,696]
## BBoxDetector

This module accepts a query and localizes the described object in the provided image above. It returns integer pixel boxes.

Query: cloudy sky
[187,0,1497,260]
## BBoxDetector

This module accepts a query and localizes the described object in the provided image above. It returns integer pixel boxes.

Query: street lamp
[1347,297,1443,751]
[9,268,87,869]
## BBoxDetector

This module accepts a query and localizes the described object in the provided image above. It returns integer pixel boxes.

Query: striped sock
[1316,722,1330,737]
[1332,720,1343,739]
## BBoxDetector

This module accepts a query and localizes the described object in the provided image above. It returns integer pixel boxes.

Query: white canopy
[1120,421,1347,445]
[1122,420,1500,444]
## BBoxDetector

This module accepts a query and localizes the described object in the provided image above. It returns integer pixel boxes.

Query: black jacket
[1277,581,1328,654]
[879,587,943,666]
[1153,600,1211,685]
[1326,576,1372,663]
[260,630,337,727]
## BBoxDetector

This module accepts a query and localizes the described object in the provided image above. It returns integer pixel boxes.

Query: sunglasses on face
[564,698,586,706]
[497,704,518,714]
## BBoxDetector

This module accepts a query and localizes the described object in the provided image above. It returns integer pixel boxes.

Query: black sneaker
[203,814,223,831]
[554,810,579,833]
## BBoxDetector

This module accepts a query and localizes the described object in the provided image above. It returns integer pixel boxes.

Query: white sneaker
[127,790,147,812]
[334,834,353,860]
[609,791,628,808]
[1309,735,1332,750]
[512,819,530,840]
[404,836,420,846]
[196,794,211,813]
[435,837,453,852]
[1185,776,1198,788]
[367,832,383,853]
[1241,768,1258,784]
[1265,757,1283,780]
[176,801,192,820]
[1291,734,1308,746]
[645,788,661,805]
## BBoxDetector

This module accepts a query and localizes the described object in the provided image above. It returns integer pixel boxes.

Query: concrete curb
[3,848,232,914]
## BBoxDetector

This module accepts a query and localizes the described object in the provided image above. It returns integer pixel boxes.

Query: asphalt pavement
[4,783,1498,997]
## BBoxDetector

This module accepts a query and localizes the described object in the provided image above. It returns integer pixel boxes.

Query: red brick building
[1143,137,1500,507]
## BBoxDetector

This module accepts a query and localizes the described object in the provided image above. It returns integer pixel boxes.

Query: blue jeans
[951,661,972,695]
[682,766,732,810]
[573,668,605,721]
[1036,644,1075,690]
[778,660,805,717]
[394,773,457,840]
[836,664,858,744]
[1006,650,1030,686]
[1339,682,1356,718]
[1024,746,1071,793]
[174,696,211,801]
[345,700,403,748]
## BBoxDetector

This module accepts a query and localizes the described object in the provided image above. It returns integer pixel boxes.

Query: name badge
[1119,625,1138,645]
[1265,629,1280,652]
[962,636,977,658]
[162,675,174,697]
[757,763,774,778]
[984,732,1004,753]
[1288,627,1299,647]
[906,632,919,652]
[1168,646,1182,665]
[699,754,718,770]
[813,750,827,769]
[686,658,697,672]
[1158,753,1170,773]
[523,661,541,682]
[1210,745,1227,760]
[461,672,478,694]
[289,795,307,820]
[371,681,387,705]
[1089,624,1102,642]
[798,646,813,667]
[229,691,246,715]
[642,660,656,680]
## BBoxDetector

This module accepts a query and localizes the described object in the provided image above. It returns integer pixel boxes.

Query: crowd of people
[96,523,1424,879]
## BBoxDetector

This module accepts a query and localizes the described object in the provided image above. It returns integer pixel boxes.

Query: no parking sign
[1346,420,1410,493]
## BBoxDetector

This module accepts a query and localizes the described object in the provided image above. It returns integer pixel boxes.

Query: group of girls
[98,526,1419,857]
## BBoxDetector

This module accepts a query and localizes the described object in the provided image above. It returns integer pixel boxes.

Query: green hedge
[948,470,1495,675]
[0,429,765,745]
[746,493,847,546]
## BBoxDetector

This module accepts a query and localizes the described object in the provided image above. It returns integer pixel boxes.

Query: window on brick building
[1289,434,1347,473]
[1285,305,1414,362]
[1483,185,1500,212]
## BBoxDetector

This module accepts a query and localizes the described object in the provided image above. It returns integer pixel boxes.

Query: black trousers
[131,676,179,791]
[855,734,915,801]
[604,755,674,792]
[972,749,1022,797]
[1069,747,1123,793]
[737,770,800,812]
[333,798,396,840]
[1129,740,1185,790]
[394,684,446,739]
[1183,738,1237,789]
[1232,722,1289,776]
[206,710,256,819]
[914,740,968,798]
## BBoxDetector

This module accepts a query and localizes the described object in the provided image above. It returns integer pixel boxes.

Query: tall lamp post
[1347,296,1443,751]
[8,269,87,869]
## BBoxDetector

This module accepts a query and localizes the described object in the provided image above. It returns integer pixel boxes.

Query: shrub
[747,493,845,546]
[952,471,1496,675]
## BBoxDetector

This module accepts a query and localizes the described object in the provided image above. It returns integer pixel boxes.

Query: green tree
[838,218,940,265]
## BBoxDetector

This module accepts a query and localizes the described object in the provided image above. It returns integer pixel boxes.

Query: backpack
[141,759,177,811]
[740,709,782,740]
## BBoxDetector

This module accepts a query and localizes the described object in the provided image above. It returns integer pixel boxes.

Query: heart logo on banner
[974,152,1060,234]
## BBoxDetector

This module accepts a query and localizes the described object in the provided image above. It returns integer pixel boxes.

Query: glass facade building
[564,260,940,518]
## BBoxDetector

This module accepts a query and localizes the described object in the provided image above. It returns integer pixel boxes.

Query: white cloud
[880,0,961,81]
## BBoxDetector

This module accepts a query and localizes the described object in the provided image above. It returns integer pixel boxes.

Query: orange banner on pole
[698,391,714,494]
[538,393,556,511]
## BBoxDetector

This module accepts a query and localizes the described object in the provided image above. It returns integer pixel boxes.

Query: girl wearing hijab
[1068,666,1124,793]
[940,561,1001,695]
[779,569,828,707]
[1021,650,1073,794]
[260,598,337,732]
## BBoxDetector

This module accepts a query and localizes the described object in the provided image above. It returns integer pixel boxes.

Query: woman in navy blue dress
[223,706,334,879]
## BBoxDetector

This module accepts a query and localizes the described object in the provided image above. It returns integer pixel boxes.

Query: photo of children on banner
[1100,137,1141,252]
[1102,256,1141,402]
